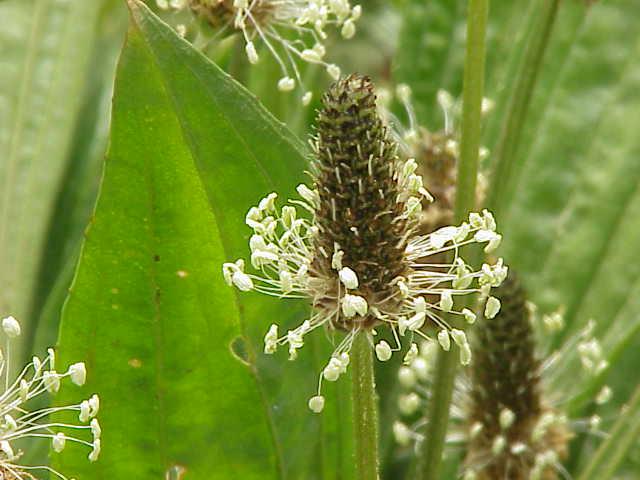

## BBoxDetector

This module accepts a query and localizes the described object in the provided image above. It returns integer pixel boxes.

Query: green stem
[420,1,489,479]
[455,0,489,224]
[576,384,640,480]
[486,0,559,216]
[351,330,379,480]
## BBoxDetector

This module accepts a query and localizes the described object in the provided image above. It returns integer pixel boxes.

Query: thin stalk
[351,330,379,480]
[486,0,560,216]
[420,1,489,479]
[576,384,640,480]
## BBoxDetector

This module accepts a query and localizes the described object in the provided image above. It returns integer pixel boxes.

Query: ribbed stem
[486,0,560,216]
[351,331,379,480]
[420,1,489,479]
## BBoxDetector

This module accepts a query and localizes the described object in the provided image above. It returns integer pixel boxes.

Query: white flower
[159,0,360,99]
[437,330,451,351]
[398,392,420,415]
[1,316,20,338]
[393,421,413,446]
[69,362,87,386]
[485,296,501,319]
[338,267,359,289]
[223,78,506,413]
[341,294,368,317]
[264,324,279,354]
[278,76,296,92]
[308,395,325,413]
[0,316,101,477]
[245,41,259,64]
[375,341,392,361]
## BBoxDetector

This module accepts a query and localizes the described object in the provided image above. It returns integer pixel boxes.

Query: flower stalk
[351,331,379,480]
[420,1,489,479]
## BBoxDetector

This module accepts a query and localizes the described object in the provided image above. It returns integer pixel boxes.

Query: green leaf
[394,0,465,126]
[577,385,640,480]
[56,2,353,478]
[33,0,129,353]
[0,0,117,360]
[498,1,640,333]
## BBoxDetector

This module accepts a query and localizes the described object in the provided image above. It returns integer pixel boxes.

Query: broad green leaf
[56,2,353,478]
[0,0,116,361]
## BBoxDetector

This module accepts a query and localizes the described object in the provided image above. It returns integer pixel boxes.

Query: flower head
[393,275,611,480]
[157,0,360,102]
[224,74,506,412]
[378,84,492,234]
[0,316,100,479]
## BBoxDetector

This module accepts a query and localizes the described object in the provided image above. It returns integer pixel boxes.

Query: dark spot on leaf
[154,254,160,261]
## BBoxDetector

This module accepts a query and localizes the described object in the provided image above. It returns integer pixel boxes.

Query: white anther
[68,362,87,386]
[375,341,392,361]
[232,270,254,291]
[245,41,259,64]
[277,77,295,92]
[308,395,325,413]
[296,184,318,204]
[596,386,612,405]
[52,433,66,453]
[2,316,21,338]
[43,371,60,393]
[450,329,467,348]
[341,294,368,317]
[440,291,453,312]
[91,418,102,439]
[264,324,279,354]
[326,64,341,80]
[462,308,476,324]
[499,408,516,429]
[341,19,356,39]
[485,296,501,319]
[89,438,101,462]
[393,421,412,446]
[403,343,419,365]
[398,366,417,389]
[491,435,506,455]
[437,330,451,351]
[339,267,359,289]
[398,393,420,416]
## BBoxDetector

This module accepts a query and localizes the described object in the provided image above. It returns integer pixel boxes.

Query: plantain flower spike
[223,74,506,412]
[0,316,101,479]
[394,274,612,480]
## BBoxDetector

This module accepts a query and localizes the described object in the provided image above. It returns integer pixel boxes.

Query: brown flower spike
[224,74,506,412]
